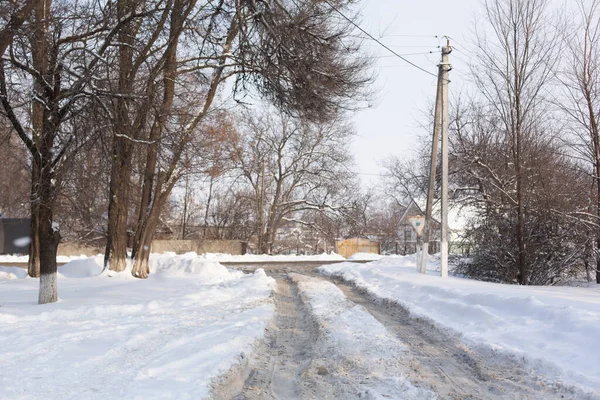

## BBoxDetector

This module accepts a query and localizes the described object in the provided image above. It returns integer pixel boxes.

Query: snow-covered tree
[0,0,143,302]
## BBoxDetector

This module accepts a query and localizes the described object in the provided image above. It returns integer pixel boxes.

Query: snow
[290,273,435,399]
[0,252,346,265]
[318,254,600,395]
[0,254,275,399]
[58,255,105,278]
[0,254,96,263]
[196,252,345,262]
[0,266,29,280]
[347,252,383,261]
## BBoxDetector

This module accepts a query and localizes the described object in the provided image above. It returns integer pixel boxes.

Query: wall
[57,243,104,257]
[151,239,245,255]
[335,238,380,258]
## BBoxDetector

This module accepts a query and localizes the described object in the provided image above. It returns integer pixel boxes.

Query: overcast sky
[351,0,478,185]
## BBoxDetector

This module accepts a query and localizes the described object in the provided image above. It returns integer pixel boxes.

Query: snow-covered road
[318,255,600,398]
[2,252,599,399]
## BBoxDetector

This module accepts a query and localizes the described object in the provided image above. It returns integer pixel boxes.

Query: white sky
[351,0,477,185]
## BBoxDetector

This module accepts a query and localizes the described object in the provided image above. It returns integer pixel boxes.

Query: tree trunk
[104,0,136,272]
[131,179,173,278]
[182,173,189,239]
[131,210,159,278]
[105,155,131,272]
[27,0,47,278]
[132,0,183,259]
[592,103,600,284]
[28,158,40,277]
[516,165,527,284]
[37,173,59,304]
[203,175,214,238]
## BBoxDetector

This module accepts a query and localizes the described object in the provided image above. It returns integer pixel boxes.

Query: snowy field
[0,253,274,399]
[318,254,600,396]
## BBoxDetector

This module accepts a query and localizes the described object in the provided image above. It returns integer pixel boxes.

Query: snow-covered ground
[0,253,274,399]
[318,254,600,396]
[0,254,95,264]
[347,252,383,261]
[290,273,435,399]
[0,252,346,265]
[197,252,345,262]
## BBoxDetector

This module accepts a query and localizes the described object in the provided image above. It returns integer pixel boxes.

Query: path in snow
[228,275,318,399]
[331,277,585,400]
[215,263,592,399]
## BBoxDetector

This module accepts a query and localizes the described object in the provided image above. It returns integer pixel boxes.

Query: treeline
[386,0,600,285]
[0,0,370,303]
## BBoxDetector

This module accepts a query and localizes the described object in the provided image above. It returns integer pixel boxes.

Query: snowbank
[0,254,96,263]
[0,254,275,399]
[149,252,243,283]
[318,255,600,395]
[290,273,435,399]
[0,266,28,280]
[347,252,383,261]
[58,255,105,278]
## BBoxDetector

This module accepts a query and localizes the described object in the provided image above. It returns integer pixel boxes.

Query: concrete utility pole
[259,159,266,253]
[420,64,443,274]
[421,39,451,276]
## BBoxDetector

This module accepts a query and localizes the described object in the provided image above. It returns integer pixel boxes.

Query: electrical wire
[322,0,438,79]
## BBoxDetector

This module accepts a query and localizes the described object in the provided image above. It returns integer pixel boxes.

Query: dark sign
[0,218,31,255]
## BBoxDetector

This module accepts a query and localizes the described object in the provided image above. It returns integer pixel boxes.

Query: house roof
[398,198,440,225]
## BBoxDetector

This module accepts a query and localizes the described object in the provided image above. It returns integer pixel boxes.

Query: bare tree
[235,110,355,254]
[560,0,600,283]
[0,121,29,218]
[119,0,370,276]
[470,0,559,284]
[0,0,37,56]
[449,97,590,284]
[0,0,140,303]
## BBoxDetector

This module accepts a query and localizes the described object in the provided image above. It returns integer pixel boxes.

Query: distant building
[396,199,440,255]
[373,199,440,256]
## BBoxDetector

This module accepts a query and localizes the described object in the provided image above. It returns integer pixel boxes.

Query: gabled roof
[398,198,440,225]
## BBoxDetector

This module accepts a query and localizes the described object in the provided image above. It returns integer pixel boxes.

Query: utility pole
[420,63,443,274]
[421,38,451,276]
[258,158,266,253]
[182,171,189,239]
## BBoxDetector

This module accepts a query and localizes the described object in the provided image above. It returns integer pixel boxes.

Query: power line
[322,0,438,79]
[377,34,439,38]
[365,51,437,59]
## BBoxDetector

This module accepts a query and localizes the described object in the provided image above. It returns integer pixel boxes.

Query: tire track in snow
[329,276,593,400]
[219,263,595,399]
[229,275,317,399]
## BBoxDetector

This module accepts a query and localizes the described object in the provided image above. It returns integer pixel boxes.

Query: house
[385,199,441,255]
